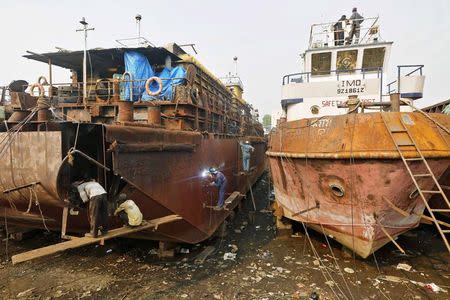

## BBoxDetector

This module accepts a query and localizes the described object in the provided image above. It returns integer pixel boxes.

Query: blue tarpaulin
[142,66,187,100]
[123,51,186,101]
[124,51,154,101]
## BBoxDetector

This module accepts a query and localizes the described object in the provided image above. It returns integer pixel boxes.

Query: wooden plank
[378,222,405,254]
[204,191,241,210]
[248,181,256,211]
[194,246,215,264]
[12,214,181,265]
[224,191,241,205]
[61,206,68,239]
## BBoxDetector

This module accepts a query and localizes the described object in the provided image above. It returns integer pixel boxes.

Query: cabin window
[336,50,357,73]
[362,47,385,71]
[311,52,331,76]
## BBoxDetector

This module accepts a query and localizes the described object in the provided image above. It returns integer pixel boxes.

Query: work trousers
[348,24,360,44]
[89,193,108,237]
[243,157,251,172]
[218,184,227,208]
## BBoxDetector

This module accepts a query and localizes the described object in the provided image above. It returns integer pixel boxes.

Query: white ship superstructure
[281,16,425,121]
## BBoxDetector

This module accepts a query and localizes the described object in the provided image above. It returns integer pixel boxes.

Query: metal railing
[309,16,381,49]
[24,76,185,103]
[282,67,382,85]
[387,65,424,94]
[220,75,243,89]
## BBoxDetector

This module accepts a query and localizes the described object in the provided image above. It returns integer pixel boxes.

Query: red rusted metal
[117,100,133,122]
[0,44,267,246]
[147,106,161,125]
[268,112,450,258]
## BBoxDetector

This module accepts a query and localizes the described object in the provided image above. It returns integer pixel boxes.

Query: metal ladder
[381,113,450,253]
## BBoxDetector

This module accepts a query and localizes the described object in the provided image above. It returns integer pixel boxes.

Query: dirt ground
[1,172,449,300]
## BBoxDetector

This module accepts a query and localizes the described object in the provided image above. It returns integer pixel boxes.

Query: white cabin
[281,16,425,121]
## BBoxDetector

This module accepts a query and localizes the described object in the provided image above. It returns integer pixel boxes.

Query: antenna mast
[76,17,94,108]
[135,14,142,44]
[233,56,238,76]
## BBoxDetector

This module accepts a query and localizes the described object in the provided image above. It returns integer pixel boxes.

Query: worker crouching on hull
[114,193,143,227]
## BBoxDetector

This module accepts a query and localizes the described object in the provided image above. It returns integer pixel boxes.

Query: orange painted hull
[268,112,450,257]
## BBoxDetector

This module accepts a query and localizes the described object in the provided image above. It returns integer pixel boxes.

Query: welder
[70,179,108,238]
[239,140,255,172]
[208,167,227,210]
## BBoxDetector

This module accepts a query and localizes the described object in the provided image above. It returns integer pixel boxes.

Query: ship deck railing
[219,75,243,89]
[309,16,381,49]
[27,77,187,103]
[386,65,424,95]
[282,67,383,85]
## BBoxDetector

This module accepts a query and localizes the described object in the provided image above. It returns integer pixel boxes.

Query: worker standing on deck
[114,193,143,227]
[239,140,255,172]
[333,15,347,46]
[349,7,363,44]
[71,179,108,238]
[208,167,227,210]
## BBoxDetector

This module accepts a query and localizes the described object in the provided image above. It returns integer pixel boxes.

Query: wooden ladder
[381,113,450,253]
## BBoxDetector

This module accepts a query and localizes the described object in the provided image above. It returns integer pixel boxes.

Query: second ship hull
[268,112,450,258]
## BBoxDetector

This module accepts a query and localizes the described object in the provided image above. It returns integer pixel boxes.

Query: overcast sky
[1,1,449,118]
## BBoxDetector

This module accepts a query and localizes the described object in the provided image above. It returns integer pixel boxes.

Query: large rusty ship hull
[0,43,267,245]
[268,112,450,258]
[0,123,265,243]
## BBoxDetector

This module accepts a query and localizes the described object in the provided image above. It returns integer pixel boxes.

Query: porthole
[311,105,320,115]
[409,188,419,199]
[330,183,345,197]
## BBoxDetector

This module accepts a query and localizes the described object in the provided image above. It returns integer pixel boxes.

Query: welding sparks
[201,169,209,178]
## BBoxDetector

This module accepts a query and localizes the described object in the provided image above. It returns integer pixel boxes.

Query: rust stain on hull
[268,112,450,258]
[0,125,266,244]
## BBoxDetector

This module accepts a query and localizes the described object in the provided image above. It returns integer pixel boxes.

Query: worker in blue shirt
[208,167,227,210]
[239,140,255,172]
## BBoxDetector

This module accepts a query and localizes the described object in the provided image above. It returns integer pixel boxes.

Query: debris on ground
[257,249,273,260]
[396,263,412,271]
[223,252,237,261]
[228,244,238,253]
[425,283,447,293]
[344,267,354,274]
[377,275,410,284]
[17,288,34,298]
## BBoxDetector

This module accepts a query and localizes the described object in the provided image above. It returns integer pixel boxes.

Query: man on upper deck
[349,7,364,44]
[333,15,347,46]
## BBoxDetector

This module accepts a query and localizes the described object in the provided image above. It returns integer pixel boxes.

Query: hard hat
[245,140,250,144]
[209,167,218,174]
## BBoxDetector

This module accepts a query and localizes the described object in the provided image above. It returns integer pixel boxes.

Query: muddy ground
[1,172,449,299]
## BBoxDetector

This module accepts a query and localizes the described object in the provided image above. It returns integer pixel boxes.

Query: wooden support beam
[203,191,241,210]
[61,206,69,239]
[378,222,405,254]
[248,181,256,211]
[382,196,450,228]
[3,181,40,194]
[194,246,215,264]
[12,214,182,265]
